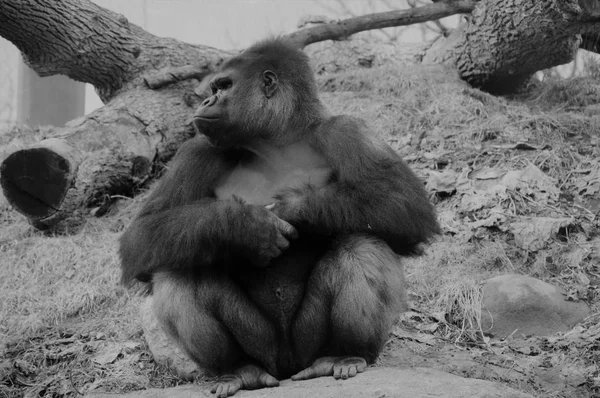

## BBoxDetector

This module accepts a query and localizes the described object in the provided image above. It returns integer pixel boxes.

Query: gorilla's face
[193,66,280,148]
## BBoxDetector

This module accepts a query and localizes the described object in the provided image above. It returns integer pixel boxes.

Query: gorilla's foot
[210,364,279,397]
[291,356,367,381]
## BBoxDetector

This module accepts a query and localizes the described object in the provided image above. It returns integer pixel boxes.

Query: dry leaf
[501,164,559,204]
[93,343,122,365]
[509,217,574,251]
[426,169,460,194]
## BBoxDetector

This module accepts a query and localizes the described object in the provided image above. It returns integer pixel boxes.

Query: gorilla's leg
[152,271,280,395]
[291,235,407,380]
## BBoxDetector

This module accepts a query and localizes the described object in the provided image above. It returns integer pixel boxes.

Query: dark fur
[119,38,439,387]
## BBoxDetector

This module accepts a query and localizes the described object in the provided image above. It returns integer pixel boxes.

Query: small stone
[481,275,589,338]
[139,296,203,380]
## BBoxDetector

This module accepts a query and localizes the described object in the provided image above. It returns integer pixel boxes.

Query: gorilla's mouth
[192,117,221,136]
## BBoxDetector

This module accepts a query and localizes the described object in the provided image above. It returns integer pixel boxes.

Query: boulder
[481,274,589,338]
[87,367,534,398]
[139,296,203,380]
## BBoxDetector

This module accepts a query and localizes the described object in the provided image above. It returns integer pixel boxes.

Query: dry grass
[1,62,600,396]
[0,219,121,338]
[404,240,514,344]
[0,197,176,397]
[322,63,600,348]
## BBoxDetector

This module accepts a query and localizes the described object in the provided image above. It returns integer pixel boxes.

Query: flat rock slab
[88,367,533,398]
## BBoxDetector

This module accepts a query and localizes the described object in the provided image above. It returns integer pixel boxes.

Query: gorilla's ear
[262,70,278,99]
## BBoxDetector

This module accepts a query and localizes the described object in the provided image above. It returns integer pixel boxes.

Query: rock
[481,274,589,338]
[139,296,203,380]
[86,367,533,398]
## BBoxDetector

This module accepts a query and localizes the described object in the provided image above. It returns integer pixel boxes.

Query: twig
[285,0,476,48]
[69,366,83,396]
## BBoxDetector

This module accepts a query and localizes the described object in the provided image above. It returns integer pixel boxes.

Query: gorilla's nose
[201,95,218,107]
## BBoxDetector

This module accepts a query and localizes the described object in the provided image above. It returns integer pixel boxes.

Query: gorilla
[119,37,439,397]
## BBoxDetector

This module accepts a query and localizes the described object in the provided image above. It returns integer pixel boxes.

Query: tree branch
[286,0,476,48]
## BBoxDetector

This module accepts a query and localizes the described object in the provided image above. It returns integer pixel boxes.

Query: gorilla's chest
[216,142,332,326]
[215,142,331,205]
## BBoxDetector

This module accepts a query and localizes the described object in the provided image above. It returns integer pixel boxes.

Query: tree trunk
[0,0,229,229]
[2,0,600,228]
[423,0,600,92]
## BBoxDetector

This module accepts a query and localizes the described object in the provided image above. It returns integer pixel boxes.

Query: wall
[0,37,19,129]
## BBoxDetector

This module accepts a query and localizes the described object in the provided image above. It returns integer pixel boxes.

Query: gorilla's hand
[237,204,298,267]
[268,188,308,224]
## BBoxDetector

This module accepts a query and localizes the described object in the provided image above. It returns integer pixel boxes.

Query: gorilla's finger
[277,220,298,239]
[268,246,283,259]
[275,233,290,251]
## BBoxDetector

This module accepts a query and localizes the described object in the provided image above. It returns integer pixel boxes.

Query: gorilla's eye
[210,83,218,95]
[216,78,233,91]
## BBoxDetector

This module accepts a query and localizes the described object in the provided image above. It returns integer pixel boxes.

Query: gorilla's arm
[119,136,295,285]
[273,116,440,256]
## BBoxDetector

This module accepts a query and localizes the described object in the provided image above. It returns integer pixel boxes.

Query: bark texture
[0,0,225,101]
[287,0,475,48]
[423,0,600,92]
[0,0,230,229]
[2,0,600,228]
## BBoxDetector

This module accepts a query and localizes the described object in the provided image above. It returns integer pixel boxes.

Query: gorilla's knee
[313,235,407,360]
[152,272,241,373]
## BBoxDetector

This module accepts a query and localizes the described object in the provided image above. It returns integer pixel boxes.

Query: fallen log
[2,0,600,229]
[0,0,226,229]
[0,85,207,229]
